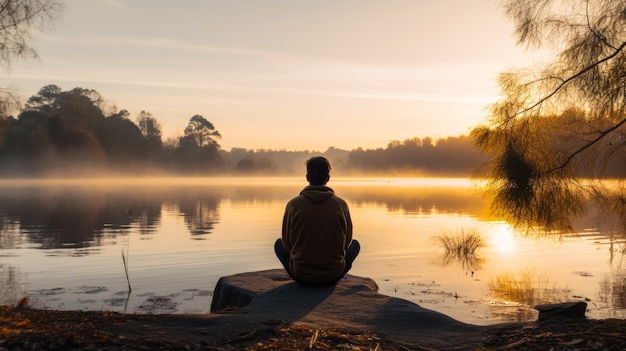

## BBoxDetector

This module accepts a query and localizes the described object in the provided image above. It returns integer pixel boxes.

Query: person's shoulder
[331,194,349,205]
[286,194,307,205]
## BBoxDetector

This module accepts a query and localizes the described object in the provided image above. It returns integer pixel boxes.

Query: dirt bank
[2,306,626,350]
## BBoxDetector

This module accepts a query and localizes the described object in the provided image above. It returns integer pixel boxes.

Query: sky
[5,0,542,151]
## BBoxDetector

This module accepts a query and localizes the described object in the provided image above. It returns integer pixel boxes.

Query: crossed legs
[274,238,360,285]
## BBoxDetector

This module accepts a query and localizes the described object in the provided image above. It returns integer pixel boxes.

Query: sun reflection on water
[489,223,516,253]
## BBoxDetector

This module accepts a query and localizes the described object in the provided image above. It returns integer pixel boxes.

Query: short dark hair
[306,156,331,185]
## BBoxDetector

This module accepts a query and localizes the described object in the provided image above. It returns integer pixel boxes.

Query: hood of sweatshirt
[300,185,335,204]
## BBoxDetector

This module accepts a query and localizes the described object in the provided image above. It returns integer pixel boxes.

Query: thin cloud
[12,31,499,106]
[10,71,494,105]
[31,33,504,90]
[327,91,497,104]
[34,33,278,59]
[102,0,123,9]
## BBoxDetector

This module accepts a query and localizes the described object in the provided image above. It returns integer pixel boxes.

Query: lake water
[0,177,624,326]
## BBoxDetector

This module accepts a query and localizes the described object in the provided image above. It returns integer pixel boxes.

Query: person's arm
[282,204,293,250]
[344,203,353,249]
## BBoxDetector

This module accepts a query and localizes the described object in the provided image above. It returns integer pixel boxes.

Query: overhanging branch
[504,40,626,124]
[545,115,626,174]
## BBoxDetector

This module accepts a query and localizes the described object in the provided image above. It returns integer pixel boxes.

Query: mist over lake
[0,177,624,325]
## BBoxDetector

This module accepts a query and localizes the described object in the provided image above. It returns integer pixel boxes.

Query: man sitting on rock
[274,156,360,286]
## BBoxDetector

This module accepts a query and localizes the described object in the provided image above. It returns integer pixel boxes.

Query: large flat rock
[210,269,488,349]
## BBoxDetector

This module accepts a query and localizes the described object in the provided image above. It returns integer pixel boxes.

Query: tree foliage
[0,0,63,69]
[348,135,487,175]
[184,114,221,148]
[137,110,163,161]
[0,87,17,145]
[1,84,490,176]
[0,85,223,174]
[137,110,162,141]
[174,115,222,171]
[472,0,626,231]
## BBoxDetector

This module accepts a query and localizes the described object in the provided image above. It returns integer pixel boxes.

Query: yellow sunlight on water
[334,177,473,188]
[489,223,516,253]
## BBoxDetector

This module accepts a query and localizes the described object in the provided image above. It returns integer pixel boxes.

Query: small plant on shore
[434,228,486,272]
[120,214,134,294]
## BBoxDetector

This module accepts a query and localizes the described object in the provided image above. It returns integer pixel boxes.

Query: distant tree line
[347,136,489,175]
[225,136,490,176]
[0,84,491,176]
[0,85,222,175]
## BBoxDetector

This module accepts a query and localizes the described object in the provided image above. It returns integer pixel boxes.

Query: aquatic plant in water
[433,228,486,272]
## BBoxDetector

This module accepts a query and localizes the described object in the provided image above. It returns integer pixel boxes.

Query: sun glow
[490,223,516,253]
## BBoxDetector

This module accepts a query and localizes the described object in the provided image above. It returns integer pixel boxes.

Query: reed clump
[434,228,486,272]
[488,269,570,307]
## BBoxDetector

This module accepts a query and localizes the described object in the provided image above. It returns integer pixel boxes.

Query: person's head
[306,156,331,186]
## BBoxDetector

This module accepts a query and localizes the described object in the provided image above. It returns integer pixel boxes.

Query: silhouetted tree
[1,110,50,160]
[137,111,162,144]
[184,115,221,148]
[175,115,222,172]
[44,88,107,141]
[425,135,491,174]
[103,110,146,166]
[1,82,493,176]
[24,84,63,114]
[0,87,20,146]
[136,110,162,161]
[35,88,110,170]
[54,126,105,163]
[345,136,487,175]
[234,152,277,173]
[0,85,163,173]
[472,0,626,231]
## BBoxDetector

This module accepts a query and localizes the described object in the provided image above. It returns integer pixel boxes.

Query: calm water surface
[0,177,624,325]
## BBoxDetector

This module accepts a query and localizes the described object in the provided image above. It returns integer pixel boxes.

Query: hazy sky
[5,0,540,151]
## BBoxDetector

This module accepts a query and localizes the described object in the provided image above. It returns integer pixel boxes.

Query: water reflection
[180,199,219,237]
[0,218,21,249]
[1,177,625,323]
[0,184,221,249]
[598,271,626,318]
[340,182,484,216]
[0,177,622,252]
[0,178,484,252]
[433,228,486,273]
[0,263,25,305]
[0,187,132,248]
[570,205,626,265]
[487,269,571,321]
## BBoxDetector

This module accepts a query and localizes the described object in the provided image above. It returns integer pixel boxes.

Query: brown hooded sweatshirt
[282,185,353,284]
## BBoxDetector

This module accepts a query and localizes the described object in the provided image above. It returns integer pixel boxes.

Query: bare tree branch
[0,0,64,69]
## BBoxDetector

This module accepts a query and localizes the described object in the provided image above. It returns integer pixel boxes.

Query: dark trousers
[274,238,361,286]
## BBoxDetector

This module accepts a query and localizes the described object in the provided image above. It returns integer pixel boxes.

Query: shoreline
[2,305,626,350]
[2,269,625,350]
